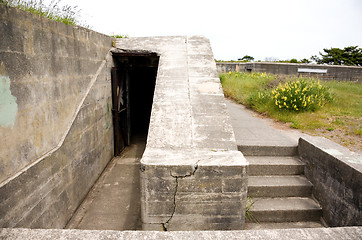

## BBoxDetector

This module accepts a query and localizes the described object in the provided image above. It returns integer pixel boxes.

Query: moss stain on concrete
[0,63,18,128]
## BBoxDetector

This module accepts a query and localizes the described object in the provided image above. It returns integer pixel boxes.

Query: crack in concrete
[161,160,200,231]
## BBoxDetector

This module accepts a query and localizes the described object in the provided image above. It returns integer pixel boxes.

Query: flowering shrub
[272,79,332,111]
[247,90,270,107]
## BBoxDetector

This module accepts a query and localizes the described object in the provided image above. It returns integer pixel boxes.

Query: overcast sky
[55,0,361,61]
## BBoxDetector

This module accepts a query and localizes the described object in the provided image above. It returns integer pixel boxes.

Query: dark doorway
[111,52,159,156]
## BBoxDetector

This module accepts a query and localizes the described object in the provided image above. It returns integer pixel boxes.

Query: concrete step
[248,176,313,197]
[239,145,298,156]
[247,156,304,176]
[247,197,322,223]
[245,221,325,230]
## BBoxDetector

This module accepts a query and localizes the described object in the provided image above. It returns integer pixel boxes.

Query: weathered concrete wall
[0,5,113,228]
[216,62,362,81]
[298,136,362,226]
[116,36,248,231]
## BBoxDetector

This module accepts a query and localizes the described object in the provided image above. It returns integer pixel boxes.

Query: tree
[300,58,311,64]
[311,46,362,66]
[238,55,254,62]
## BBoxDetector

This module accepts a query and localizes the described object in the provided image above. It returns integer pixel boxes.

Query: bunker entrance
[111,51,159,156]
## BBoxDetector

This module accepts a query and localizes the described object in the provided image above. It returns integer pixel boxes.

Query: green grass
[110,34,129,39]
[245,197,258,223]
[1,0,89,27]
[220,72,362,146]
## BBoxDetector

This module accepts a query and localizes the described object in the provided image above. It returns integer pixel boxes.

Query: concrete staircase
[243,146,324,230]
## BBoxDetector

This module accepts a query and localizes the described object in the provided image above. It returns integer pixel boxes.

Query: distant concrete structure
[216,62,362,81]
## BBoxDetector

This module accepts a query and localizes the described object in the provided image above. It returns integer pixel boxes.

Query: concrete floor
[225,99,309,147]
[65,135,146,230]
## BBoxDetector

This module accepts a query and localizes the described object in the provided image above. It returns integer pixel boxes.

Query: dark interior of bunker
[111,52,159,156]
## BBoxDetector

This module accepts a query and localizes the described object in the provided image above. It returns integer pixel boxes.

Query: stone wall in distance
[217,62,362,81]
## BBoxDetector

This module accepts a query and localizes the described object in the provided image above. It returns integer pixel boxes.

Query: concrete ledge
[238,145,298,156]
[298,136,362,226]
[141,149,247,230]
[1,227,362,240]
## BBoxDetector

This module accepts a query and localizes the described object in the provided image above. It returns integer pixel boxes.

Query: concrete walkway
[66,135,146,230]
[226,99,307,148]
[65,100,308,231]
[2,227,362,240]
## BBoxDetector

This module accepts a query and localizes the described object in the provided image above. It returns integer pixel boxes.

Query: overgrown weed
[1,0,89,27]
[245,197,258,223]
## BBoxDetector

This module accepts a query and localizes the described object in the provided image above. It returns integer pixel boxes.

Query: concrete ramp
[115,36,248,230]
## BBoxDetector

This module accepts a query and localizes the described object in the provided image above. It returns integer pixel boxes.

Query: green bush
[272,79,332,111]
[110,34,129,38]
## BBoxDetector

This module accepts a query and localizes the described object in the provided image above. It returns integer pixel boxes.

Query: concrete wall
[115,36,248,231]
[216,62,362,81]
[0,5,114,228]
[298,136,362,227]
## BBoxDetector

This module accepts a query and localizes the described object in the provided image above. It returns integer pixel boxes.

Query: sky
[52,0,361,61]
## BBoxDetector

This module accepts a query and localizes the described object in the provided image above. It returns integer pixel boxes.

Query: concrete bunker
[111,50,159,156]
[112,36,249,231]
[1,5,361,237]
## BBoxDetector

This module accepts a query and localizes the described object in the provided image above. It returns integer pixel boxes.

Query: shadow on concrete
[66,134,146,230]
